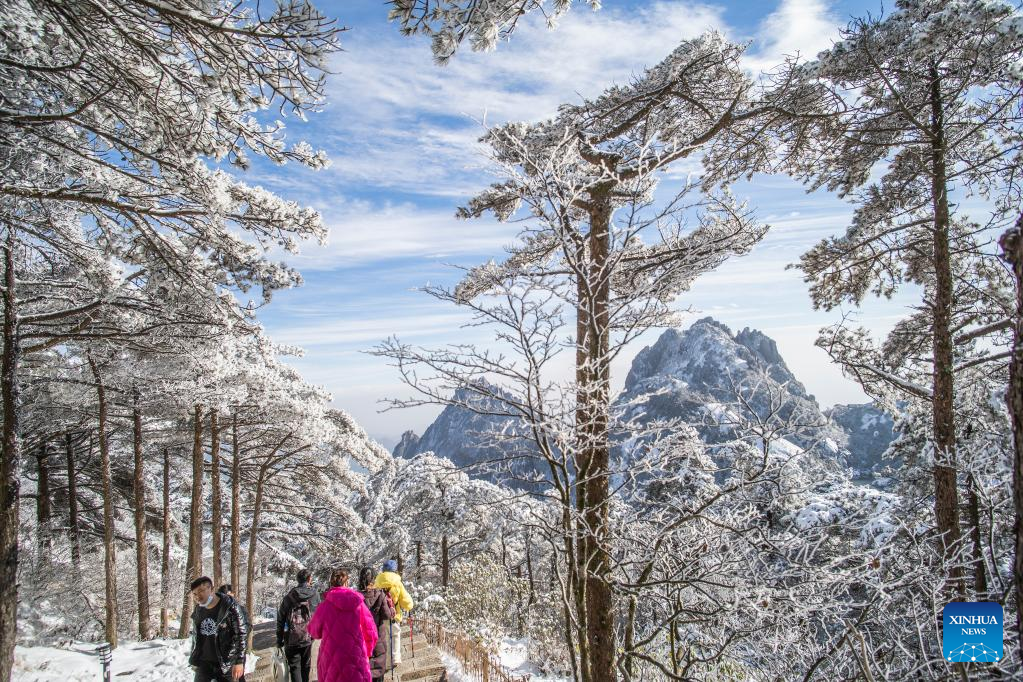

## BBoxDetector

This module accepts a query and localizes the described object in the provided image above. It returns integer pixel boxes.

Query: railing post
[97,643,112,682]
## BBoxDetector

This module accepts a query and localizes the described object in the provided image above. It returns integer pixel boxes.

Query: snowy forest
[2,0,1023,680]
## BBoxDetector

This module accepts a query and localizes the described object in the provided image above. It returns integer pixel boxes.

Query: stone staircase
[246,621,446,682]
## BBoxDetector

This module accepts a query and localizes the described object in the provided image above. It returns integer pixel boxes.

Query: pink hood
[308,587,378,682]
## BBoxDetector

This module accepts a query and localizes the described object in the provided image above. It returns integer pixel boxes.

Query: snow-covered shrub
[435,557,526,646]
[17,545,105,645]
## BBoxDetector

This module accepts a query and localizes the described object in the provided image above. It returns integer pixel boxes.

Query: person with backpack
[357,567,395,682]
[276,568,320,682]
[308,568,378,682]
[372,560,413,668]
[187,576,248,682]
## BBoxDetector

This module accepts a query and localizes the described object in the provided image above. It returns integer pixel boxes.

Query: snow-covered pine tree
[376,31,819,680]
[786,0,1023,601]
[1001,214,1023,663]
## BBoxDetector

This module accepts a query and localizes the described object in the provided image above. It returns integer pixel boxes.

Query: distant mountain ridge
[393,382,540,485]
[394,318,897,482]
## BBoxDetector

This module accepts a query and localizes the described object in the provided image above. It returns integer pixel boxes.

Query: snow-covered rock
[826,402,897,474]
[392,382,541,487]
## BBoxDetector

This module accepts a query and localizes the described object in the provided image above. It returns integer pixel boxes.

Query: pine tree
[788,0,1023,597]
[376,31,815,680]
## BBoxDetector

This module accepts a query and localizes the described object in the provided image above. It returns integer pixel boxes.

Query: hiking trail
[246,621,447,682]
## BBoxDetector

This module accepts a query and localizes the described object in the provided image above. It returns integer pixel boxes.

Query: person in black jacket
[188,576,248,682]
[276,568,321,682]
[217,584,251,634]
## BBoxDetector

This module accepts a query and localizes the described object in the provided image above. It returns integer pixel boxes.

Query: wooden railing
[413,616,530,682]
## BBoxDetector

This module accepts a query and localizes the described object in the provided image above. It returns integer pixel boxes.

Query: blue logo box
[943,602,1003,663]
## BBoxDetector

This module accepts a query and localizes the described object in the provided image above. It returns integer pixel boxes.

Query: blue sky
[251,0,916,448]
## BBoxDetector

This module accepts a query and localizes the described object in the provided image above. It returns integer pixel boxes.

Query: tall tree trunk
[441,534,449,587]
[929,65,964,597]
[578,194,615,682]
[0,234,21,682]
[554,552,580,682]
[999,218,1023,664]
[397,552,404,576]
[209,409,223,587]
[178,404,205,638]
[161,448,171,638]
[415,540,422,580]
[88,355,118,649]
[525,533,535,607]
[574,240,593,682]
[36,440,51,558]
[132,391,152,640]
[966,475,988,597]
[65,431,80,572]
[230,414,241,592]
[245,469,268,638]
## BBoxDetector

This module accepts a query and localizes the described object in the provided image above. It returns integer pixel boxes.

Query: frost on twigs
[387,0,595,63]
[0,0,339,302]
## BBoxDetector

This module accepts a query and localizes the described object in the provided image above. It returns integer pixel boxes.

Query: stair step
[247,621,449,682]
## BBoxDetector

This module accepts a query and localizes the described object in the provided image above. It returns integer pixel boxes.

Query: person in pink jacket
[307,569,379,682]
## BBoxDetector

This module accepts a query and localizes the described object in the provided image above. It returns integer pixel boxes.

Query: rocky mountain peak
[625,317,736,391]
[397,318,897,483]
[624,317,810,401]
[392,430,421,458]
[735,326,784,367]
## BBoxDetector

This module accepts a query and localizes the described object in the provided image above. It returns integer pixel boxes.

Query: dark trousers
[194,663,228,682]
[285,644,312,682]
[194,662,245,682]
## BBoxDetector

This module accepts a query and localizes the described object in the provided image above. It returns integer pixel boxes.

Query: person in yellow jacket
[372,560,413,667]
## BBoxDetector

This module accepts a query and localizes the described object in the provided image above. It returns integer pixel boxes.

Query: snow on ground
[439,653,473,682]
[498,638,570,681]
[14,638,259,682]
[15,639,191,681]
[440,639,570,682]
[499,637,530,671]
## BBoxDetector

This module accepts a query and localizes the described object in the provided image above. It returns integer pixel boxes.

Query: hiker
[276,568,321,682]
[308,568,378,682]
[187,576,248,682]
[358,566,396,682]
[217,584,251,636]
[372,559,414,668]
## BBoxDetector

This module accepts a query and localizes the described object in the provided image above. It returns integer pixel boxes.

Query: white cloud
[744,0,843,72]
[268,309,480,347]
[316,0,846,199]
[278,200,520,268]
[319,2,725,196]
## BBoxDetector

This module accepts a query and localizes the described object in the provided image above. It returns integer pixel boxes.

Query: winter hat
[382,559,398,572]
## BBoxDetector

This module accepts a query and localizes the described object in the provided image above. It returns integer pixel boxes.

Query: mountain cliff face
[620,318,824,444]
[826,403,897,473]
[395,318,897,481]
[392,430,421,459]
[399,383,541,485]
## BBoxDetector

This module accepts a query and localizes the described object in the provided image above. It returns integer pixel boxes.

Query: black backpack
[286,597,312,647]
